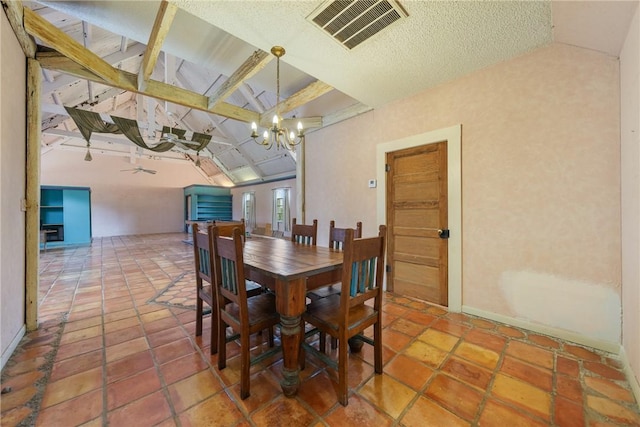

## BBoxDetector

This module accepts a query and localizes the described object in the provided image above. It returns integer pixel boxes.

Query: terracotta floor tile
[491,373,551,421]
[479,399,548,427]
[555,396,585,427]
[167,370,224,413]
[159,353,210,386]
[584,376,635,403]
[400,395,469,427]
[359,374,416,418]
[418,328,460,352]
[454,341,500,370]
[107,391,172,427]
[506,341,554,369]
[323,393,393,427]
[5,234,640,427]
[251,396,316,427]
[49,349,103,382]
[36,388,102,427]
[385,354,434,391]
[178,391,245,427]
[583,361,627,381]
[404,340,449,368]
[499,355,553,392]
[464,329,507,353]
[424,373,484,421]
[106,350,155,384]
[106,336,149,363]
[586,395,640,424]
[107,368,162,410]
[441,356,493,390]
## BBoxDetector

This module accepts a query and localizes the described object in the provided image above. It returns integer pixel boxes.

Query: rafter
[259,80,333,126]
[207,49,272,110]
[138,0,178,91]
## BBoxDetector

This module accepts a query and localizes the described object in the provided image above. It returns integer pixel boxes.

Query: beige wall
[621,5,640,396]
[1,11,27,368]
[230,177,297,233]
[41,150,211,237]
[306,43,622,348]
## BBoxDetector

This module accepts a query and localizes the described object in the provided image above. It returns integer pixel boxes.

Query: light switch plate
[368,179,377,188]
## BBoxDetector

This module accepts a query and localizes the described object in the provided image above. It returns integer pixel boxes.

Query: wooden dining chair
[192,223,262,355]
[307,220,363,350]
[212,227,281,399]
[291,218,318,245]
[301,225,386,406]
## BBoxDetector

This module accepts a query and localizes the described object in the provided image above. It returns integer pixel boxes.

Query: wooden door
[386,142,448,306]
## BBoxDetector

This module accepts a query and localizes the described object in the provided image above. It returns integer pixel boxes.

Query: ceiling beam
[1,0,37,57]
[260,80,333,126]
[207,49,272,110]
[138,0,178,91]
[24,7,123,86]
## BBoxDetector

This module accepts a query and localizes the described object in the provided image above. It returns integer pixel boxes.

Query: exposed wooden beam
[207,49,272,110]
[138,0,178,91]
[260,80,333,125]
[81,21,94,102]
[319,102,373,128]
[1,0,37,57]
[37,51,260,124]
[24,7,124,86]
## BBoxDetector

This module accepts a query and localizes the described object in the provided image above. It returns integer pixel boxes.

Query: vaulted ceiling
[5,0,637,186]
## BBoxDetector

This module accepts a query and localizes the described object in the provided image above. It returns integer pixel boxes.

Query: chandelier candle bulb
[273,115,279,125]
[251,122,257,131]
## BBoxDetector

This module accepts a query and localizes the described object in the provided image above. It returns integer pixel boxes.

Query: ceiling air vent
[307,0,408,50]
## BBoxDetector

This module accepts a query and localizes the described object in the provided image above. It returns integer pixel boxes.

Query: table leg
[279,315,301,396]
[275,277,306,397]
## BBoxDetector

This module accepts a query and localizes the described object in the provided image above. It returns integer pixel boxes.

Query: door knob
[437,229,450,239]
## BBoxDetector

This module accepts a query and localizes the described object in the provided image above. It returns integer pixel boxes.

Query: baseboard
[462,305,620,354]
[1,325,26,371]
[618,345,640,408]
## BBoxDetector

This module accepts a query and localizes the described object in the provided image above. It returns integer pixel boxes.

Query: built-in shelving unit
[183,185,233,232]
[40,186,92,248]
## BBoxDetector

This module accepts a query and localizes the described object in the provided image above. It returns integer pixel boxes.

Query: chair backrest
[291,218,318,245]
[192,223,214,288]
[213,219,246,238]
[329,220,363,250]
[340,225,387,313]
[211,227,248,318]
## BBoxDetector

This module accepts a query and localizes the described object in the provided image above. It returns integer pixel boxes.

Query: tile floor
[1,233,639,426]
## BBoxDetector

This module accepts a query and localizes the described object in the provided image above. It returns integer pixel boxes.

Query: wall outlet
[368,179,377,188]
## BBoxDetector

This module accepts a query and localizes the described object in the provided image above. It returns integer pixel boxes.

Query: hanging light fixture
[84,143,92,161]
[250,46,304,150]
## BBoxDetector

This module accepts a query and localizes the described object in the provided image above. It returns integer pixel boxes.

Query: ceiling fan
[120,166,157,175]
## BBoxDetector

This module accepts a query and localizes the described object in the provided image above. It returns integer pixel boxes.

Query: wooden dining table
[242,235,343,397]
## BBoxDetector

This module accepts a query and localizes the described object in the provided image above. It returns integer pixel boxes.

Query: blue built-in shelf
[40,186,92,248]
[183,185,233,232]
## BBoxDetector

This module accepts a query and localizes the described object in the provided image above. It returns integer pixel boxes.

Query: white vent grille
[307,0,407,50]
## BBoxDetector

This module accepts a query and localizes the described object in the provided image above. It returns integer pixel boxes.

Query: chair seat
[224,292,279,329]
[307,283,341,300]
[200,281,262,305]
[303,294,377,335]
[245,280,263,297]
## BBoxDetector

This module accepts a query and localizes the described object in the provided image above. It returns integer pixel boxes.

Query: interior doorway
[376,125,462,311]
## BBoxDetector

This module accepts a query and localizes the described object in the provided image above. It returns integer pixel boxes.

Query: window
[272,187,291,232]
[242,192,256,229]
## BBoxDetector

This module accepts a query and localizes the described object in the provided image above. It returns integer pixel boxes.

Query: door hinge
[386,264,392,273]
[385,164,390,172]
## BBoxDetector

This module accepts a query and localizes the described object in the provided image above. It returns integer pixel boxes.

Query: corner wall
[1,10,27,368]
[620,3,640,399]
[306,43,622,350]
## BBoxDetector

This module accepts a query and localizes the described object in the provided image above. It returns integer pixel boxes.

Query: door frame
[376,124,462,312]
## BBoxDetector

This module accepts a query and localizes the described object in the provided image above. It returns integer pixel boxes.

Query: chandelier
[251,46,304,150]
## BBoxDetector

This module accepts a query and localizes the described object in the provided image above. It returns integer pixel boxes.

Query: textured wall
[306,43,621,344]
[41,150,210,237]
[620,5,640,395]
[230,178,297,231]
[0,11,27,368]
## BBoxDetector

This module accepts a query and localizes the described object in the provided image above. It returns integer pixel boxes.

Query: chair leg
[374,321,382,374]
[319,332,326,353]
[268,327,274,347]
[195,297,203,336]
[338,336,349,406]
[331,337,338,350]
[240,332,251,400]
[217,318,227,370]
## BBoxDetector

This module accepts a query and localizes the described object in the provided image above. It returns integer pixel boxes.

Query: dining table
[242,235,343,397]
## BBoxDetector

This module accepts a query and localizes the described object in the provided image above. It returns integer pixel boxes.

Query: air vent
[307,0,407,50]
